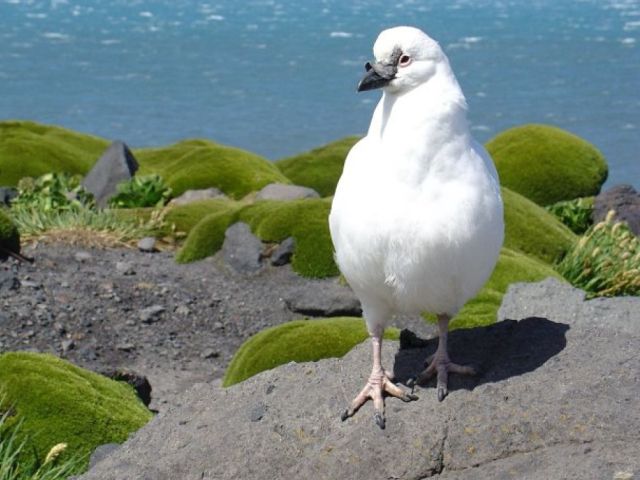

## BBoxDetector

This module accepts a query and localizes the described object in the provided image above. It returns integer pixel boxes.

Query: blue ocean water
[1,0,638,188]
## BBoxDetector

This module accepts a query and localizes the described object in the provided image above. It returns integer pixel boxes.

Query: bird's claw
[437,386,447,402]
[374,412,385,429]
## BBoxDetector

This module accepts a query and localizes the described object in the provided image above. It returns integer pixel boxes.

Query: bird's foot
[408,353,476,402]
[341,369,418,429]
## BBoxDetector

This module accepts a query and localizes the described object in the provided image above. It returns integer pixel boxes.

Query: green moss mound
[276,136,360,197]
[176,198,339,278]
[0,121,109,186]
[448,248,563,330]
[223,318,399,387]
[502,187,576,264]
[487,124,608,205]
[135,139,290,199]
[166,199,239,235]
[0,208,20,254]
[0,352,152,467]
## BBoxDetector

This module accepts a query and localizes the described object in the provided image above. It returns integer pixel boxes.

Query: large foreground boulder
[78,279,639,480]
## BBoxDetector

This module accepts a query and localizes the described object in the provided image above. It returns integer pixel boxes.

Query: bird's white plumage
[329,26,504,332]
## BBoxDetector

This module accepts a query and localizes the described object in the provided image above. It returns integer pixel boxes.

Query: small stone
[201,349,219,359]
[255,183,320,201]
[137,237,157,253]
[74,251,93,262]
[61,339,75,353]
[116,343,136,352]
[20,280,41,289]
[139,305,166,323]
[116,261,136,275]
[169,188,227,206]
[270,237,296,266]
[175,305,190,316]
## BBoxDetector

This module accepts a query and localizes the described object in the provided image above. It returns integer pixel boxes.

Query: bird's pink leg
[341,329,417,429]
[413,314,476,401]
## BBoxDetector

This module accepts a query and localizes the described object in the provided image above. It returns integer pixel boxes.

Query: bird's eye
[399,54,411,67]
[365,62,373,72]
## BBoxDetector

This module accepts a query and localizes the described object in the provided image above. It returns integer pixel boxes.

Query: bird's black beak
[357,61,397,92]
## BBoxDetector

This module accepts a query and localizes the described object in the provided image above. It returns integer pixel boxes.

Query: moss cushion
[486,124,608,206]
[0,352,152,466]
[0,121,109,186]
[502,187,576,264]
[176,198,339,278]
[276,136,360,197]
[0,208,20,255]
[135,139,290,199]
[223,318,399,387]
[447,247,563,330]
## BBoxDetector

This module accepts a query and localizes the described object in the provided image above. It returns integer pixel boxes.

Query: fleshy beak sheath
[357,61,397,92]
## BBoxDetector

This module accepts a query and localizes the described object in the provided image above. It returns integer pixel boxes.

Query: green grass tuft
[0,352,152,471]
[276,136,360,197]
[502,187,577,264]
[556,212,640,297]
[545,197,594,235]
[135,139,290,199]
[223,318,399,387]
[487,124,608,206]
[0,413,86,480]
[0,121,109,186]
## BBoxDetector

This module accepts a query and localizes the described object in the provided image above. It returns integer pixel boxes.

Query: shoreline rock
[76,279,640,479]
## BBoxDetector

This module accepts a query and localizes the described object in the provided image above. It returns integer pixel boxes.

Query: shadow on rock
[392,317,569,394]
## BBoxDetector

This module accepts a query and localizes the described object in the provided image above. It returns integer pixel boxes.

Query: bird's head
[357,26,445,94]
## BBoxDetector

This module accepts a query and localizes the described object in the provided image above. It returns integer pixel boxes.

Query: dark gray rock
[222,222,263,273]
[137,237,157,253]
[283,281,362,316]
[255,183,320,201]
[82,141,139,208]
[77,280,640,480]
[169,188,227,206]
[592,184,640,235]
[0,186,18,206]
[104,369,152,407]
[270,237,295,266]
[0,270,20,291]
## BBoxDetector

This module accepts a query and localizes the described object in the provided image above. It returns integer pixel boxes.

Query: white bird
[329,26,504,429]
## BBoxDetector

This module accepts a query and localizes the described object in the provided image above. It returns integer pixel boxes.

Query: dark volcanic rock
[222,222,263,273]
[592,184,640,235]
[270,236,295,266]
[82,141,139,208]
[0,186,18,206]
[77,279,640,480]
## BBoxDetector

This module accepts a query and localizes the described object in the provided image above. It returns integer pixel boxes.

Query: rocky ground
[0,241,433,412]
[75,279,640,480]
